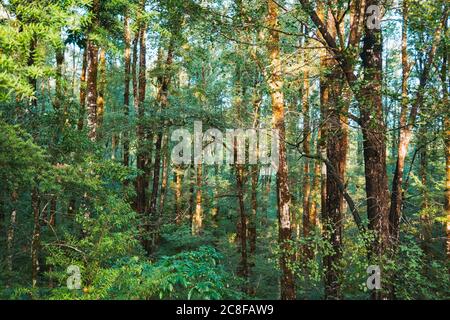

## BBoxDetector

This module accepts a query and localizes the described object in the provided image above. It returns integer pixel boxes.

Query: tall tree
[389,3,448,246]
[266,0,296,300]
[86,0,100,141]
[123,12,131,168]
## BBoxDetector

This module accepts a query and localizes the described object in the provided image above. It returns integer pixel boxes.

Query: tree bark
[97,48,106,136]
[174,166,183,223]
[85,0,100,140]
[360,1,390,269]
[389,3,447,246]
[266,0,295,300]
[159,133,169,216]
[302,69,312,259]
[123,12,131,168]
[86,37,99,141]
[31,188,40,287]
[6,191,18,282]
[78,46,88,131]
[147,39,175,249]
[236,163,248,285]
[135,20,148,250]
[442,19,450,260]
[192,164,203,235]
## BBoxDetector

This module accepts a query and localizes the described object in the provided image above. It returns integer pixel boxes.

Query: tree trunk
[49,196,56,227]
[389,3,447,247]
[419,126,431,254]
[159,133,169,216]
[174,166,183,223]
[123,13,131,168]
[132,30,139,114]
[78,46,87,131]
[249,85,261,257]
[31,188,40,287]
[359,1,390,268]
[266,0,295,300]
[192,164,203,235]
[85,0,100,140]
[236,163,248,285]
[6,191,18,282]
[189,165,196,219]
[135,20,147,250]
[302,69,312,259]
[86,37,99,141]
[148,40,175,234]
[310,131,321,229]
[442,20,450,260]
[250,165,258,255]
[97,49,106,137]
[324,68,347,299]
[54,45,64,112]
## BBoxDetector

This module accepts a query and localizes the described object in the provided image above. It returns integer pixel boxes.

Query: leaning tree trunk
[389,3,447,247]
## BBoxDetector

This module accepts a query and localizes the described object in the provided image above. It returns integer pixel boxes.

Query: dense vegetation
[0,0,448,300]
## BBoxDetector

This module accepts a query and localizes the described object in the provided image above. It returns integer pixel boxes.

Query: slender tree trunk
[442,20,450,260]
[148,40,175,233]
[249,85,261,257]
[419,127,431,254]
[250,166,258,255]
[0,196,3,230]
[49,196,56,227]
[266,0,295,300]
[389,4,447,247]
[236,163,248,285]
[96,49,106,137]
[135,20,148,250]
[324,68,347,299]
[86,38,99,141]
[78,46,87,131]
[6,191,18,282]
[54,45,64,112]
[192,164,203,235]
[86,0,100,140]
[132,30,139,114]
[310,131,321,228]
[316,6,347,299]
[31,188,40,287]
[158,133,169,216]
[174,166,183,223]
[189,165,196,219]
[123,13,131,168]
[302,69,313,259]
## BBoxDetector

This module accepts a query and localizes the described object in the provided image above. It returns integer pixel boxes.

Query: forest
[0,0,448,300]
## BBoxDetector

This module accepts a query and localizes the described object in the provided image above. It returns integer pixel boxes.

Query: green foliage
[42,246,241,300]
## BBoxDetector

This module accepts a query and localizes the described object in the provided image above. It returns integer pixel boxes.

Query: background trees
[0,0,448,300]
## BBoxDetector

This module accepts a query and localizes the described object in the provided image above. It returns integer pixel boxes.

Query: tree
[266,0,296,300]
